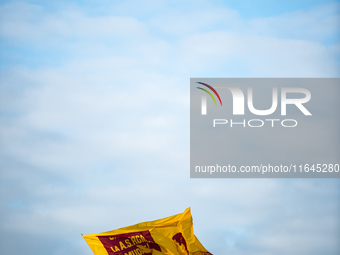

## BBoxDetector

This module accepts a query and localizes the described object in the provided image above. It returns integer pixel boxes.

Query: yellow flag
[82,208,212,255]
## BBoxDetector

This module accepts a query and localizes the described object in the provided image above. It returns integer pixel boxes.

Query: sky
[0,0,340,255]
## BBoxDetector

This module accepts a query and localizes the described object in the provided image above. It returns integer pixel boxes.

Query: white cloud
[248,2,340,41]
[0,2,147,44]
[176,31,339,76]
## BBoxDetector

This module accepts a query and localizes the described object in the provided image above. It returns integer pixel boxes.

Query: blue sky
[0,1,340,255]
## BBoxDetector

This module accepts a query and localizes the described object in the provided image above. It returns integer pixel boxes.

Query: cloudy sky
[0,0,340,254]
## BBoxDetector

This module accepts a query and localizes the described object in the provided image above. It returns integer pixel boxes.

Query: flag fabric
[82,208,212,255]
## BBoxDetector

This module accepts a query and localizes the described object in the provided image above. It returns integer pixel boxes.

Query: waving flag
[82,208,212,255]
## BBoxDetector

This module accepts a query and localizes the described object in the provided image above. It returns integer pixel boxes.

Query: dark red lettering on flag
[98,230,161,255]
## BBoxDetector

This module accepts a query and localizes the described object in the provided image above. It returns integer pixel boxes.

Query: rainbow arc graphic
[196,82,222,115]
[196,82,222,106]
